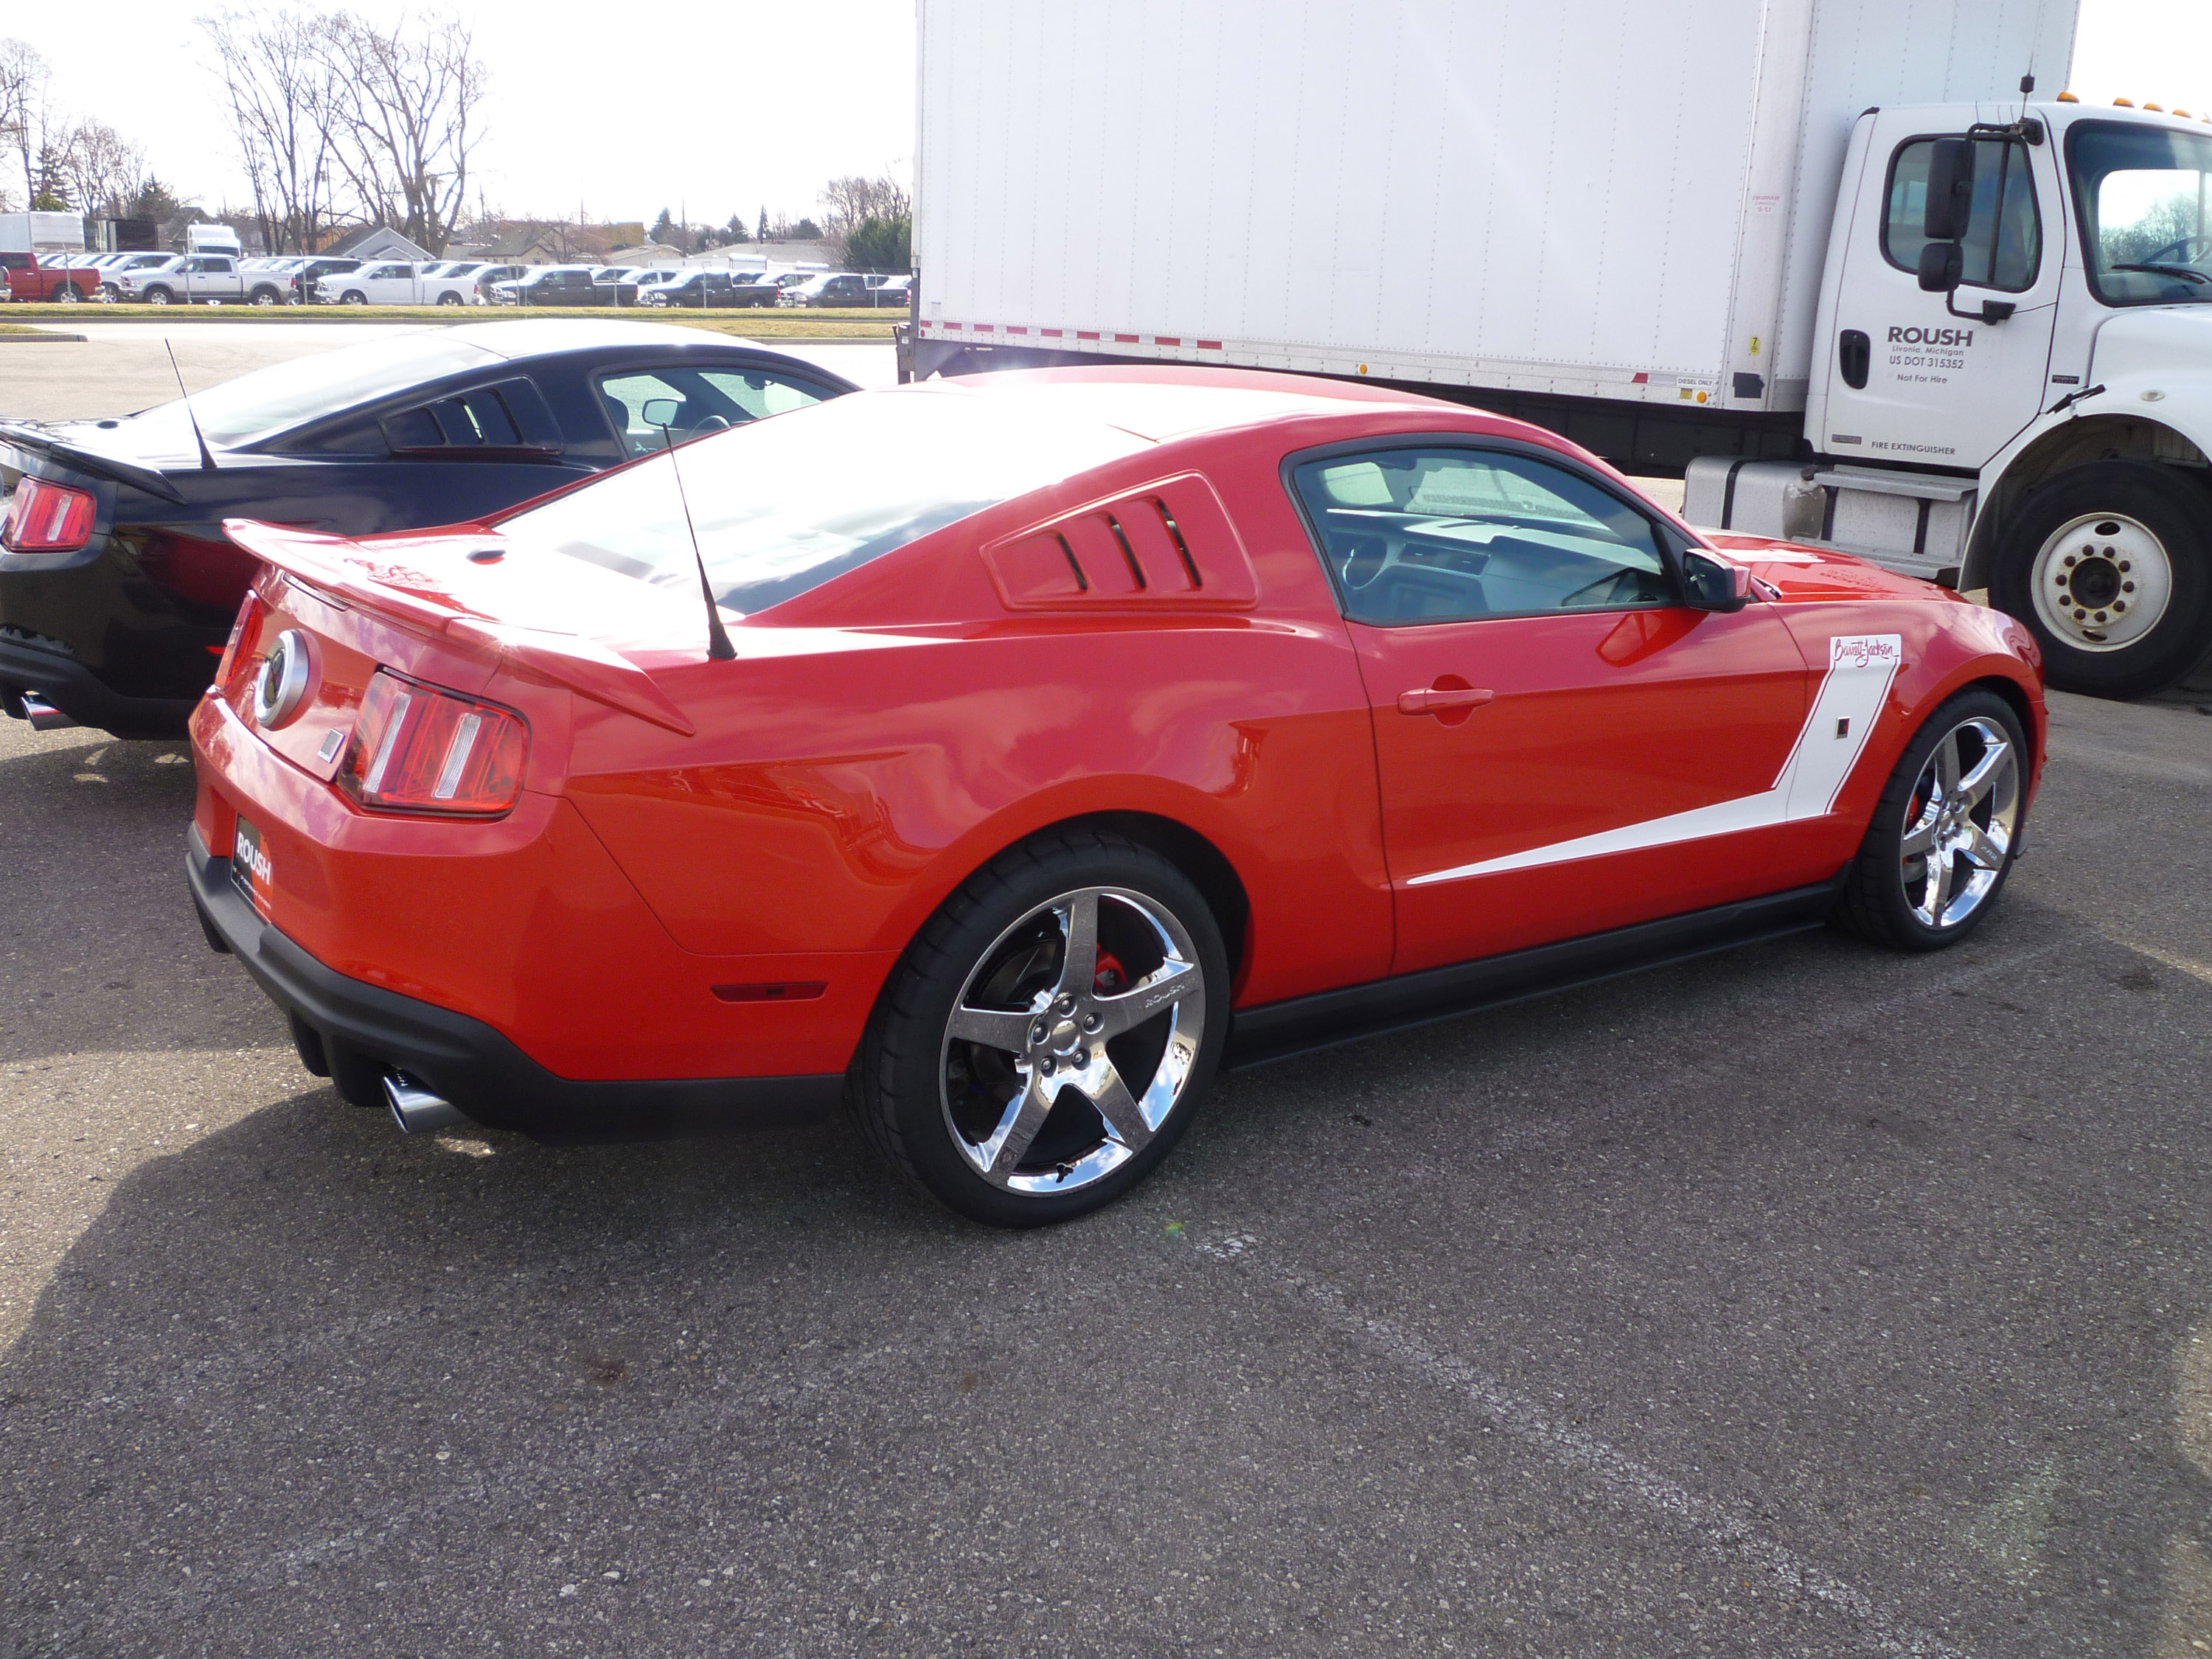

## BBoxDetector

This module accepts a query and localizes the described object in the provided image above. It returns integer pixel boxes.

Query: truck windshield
[2069,120,2212,305]
[494,389,1153,616]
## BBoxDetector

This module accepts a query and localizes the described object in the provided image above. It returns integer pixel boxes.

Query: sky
[4,0,2207,231]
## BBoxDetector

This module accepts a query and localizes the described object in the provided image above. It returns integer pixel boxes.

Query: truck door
[1287,442,1819,976]
[1821,119,2062,470]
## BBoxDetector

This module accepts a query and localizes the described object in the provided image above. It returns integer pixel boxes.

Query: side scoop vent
[982,473,1257,610]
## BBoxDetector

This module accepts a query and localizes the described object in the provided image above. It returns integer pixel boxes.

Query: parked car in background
[285,257,361,305]
[871,274,914,308]
[487,266,608,307]
[728,273,785,307]
[0,320,858,738]
[639,269,745,308]
[113,254,288,307]
[181,367,2045,1225]
[94,252,175,299]
[317,260,481,307]
[4,252,114,303]
[782,272,882,307]
[594,266,677,305]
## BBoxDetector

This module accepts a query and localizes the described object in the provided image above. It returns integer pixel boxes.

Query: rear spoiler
[221,518,695,736]
[0,424,186,503]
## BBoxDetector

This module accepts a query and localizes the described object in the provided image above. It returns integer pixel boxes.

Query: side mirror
[1916,240,1965,293]
[641,397,684,429]
[1921,137,1976,241]
[1682,551,1753,613]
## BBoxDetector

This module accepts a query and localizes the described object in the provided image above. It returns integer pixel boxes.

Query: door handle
[1397,685,1494,715]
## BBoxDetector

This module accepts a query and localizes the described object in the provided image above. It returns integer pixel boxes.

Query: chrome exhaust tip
[384,1072,467,1135]
[23,693,76,732]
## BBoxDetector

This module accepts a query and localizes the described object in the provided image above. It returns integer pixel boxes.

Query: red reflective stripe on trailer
[1632,372,1649,383]
[1077,330,1099,340]
[974,323,995,332]
[1041,328,1063,338]
[1006,325,1027,335]
[1197,340,1222,350]
[1115,333,1139,342]
[1155,336,1180,347]
[943,321,962,330]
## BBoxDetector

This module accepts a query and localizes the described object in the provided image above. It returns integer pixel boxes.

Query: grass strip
[0,303,901,337]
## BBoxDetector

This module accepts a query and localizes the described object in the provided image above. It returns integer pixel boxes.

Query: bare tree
[55,119,151,218]
[200,9,344,254]
[0,38,55,209]
[316,12,486,254]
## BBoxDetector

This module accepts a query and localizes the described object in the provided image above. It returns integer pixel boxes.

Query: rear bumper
[187,826,844,1140]
[0,636,198,738]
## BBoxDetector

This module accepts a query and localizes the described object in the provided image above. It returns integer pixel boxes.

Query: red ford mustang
[187,368,2045,1225]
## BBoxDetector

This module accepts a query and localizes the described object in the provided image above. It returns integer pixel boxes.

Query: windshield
[495,390,1153,616]
[130,331,501,447]
[2069,120,2212,305]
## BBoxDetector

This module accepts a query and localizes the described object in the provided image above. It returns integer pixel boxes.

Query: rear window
[494,390,1154,616]
[133,333,502,446]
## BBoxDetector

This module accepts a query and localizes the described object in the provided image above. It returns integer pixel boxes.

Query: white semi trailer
[912,0,2212,696]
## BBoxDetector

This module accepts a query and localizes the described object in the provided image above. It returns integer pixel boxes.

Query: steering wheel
[692,414,731,434]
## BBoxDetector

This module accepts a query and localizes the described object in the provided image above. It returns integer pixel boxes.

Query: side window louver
[981,473,1259,611]
[379,377,563,459]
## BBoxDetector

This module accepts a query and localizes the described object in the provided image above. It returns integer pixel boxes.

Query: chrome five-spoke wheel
[1836,690,2028,951]
[1899,714,2021,931]
[942,886,1206,1195]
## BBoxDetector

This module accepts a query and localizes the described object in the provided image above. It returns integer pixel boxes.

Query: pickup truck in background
[316,260,481,306]
[112,254,287,307]
[486,266,610,307]
[3,253,111,303]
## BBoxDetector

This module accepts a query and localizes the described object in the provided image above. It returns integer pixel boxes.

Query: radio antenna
[655,422,736,661]
[163,339,218,472]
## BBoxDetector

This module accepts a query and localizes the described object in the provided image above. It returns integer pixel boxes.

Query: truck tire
[249,286,279,306]
[1996,460,2212,698]
[436,291,462,306]
[143,286,173,305]
[341,289,367,305]
[55,283,79,303]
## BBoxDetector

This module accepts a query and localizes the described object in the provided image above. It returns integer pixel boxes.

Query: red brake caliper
[1093,950,1128,995]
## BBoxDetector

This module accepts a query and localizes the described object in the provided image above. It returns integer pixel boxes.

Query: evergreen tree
[757,206,768,243]
[650,206,675,246]
[725,212,750,244]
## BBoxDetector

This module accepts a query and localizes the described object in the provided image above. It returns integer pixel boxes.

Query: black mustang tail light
[2,478,95,553]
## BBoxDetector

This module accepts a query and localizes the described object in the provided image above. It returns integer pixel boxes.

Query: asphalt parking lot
[4,330,2211,1658]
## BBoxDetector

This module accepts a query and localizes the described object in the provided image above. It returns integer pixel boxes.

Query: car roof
[928,365,1470,442]
[441,319,772,358]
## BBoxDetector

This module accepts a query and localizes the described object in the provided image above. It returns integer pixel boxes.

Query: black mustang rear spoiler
[0,424,187,504]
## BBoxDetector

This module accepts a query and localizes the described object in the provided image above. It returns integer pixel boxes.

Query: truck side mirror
[1921,138,1976,241]
[1916,240,1964,293]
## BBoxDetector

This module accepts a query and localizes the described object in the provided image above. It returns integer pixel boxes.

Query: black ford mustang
[0,320,856,738]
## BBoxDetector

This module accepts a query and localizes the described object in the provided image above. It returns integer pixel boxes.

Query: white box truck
[914,0,2212,695]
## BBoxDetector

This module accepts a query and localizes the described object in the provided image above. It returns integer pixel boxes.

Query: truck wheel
[849,827,1228,1228]
[55,284,79,304]
[144,287,172,305]
[436,291,462,306]
[250,287,278,306]
[1997,460,2212,698]
[341,290,366,306]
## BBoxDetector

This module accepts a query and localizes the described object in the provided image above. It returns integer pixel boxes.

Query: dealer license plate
[232,815,274,917]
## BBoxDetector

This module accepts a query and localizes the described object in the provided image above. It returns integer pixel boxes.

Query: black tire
[1995,460,2212,698]
[249,286,279,306]
[143,286,172,305]
[1833,689,2028,951]
[850,827,1231,1228]
[341,290,366,306]
[437,291,462,306]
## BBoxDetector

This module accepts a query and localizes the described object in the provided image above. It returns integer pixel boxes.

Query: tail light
[2,478,97,553]
[337,669,528,817]
[214,590,268,689]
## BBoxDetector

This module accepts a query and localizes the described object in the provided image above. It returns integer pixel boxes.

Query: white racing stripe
[1408,634,1903,886]
[1190,1230,1973,1658]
